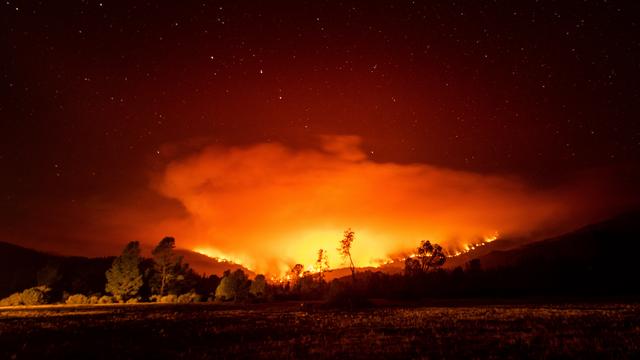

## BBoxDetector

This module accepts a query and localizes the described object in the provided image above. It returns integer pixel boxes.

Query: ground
[1,301,639,359]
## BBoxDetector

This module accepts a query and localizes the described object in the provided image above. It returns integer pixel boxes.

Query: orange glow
[192,247,246,265]
[149,135,623,277]
[455,232,499,256]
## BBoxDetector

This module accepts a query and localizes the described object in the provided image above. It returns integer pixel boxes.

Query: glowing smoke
[152,135,622,275]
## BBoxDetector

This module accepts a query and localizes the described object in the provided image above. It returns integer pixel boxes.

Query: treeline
[0,230,465,306]
[2,226,639,307]
[0,237,223,306]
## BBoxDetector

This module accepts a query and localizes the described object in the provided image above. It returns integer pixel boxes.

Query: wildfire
[375,231,501,265]
[455,231,499,256]
[192,247,246,265]
[484,231,499,243]
[269,274,294,283]
[153,135,595,278]
[268,266,319,284]
[377,231,500,264]
[193,231,500,281]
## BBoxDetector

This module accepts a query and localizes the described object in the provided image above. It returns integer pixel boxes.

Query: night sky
[2,1,640,269]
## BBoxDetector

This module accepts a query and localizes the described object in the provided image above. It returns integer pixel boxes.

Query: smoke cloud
[151,135,622,275]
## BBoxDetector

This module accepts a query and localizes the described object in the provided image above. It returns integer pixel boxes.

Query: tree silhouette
[249,274,267,298]
[287,263,304,292]
[152,237,182,296]
[465,258,482,273]
[215,269,249,301]
[291,263,304,278]
[105,241,143,300]
[315,249,330,282]
[338,228,356,282]
[405,240,446,275]
[37,262,62,288]
[20,286,50,305]
[404,257,421,277]
[215,271,234,301]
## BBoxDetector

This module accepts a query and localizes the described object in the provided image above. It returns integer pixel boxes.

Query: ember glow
[154,135,619,276]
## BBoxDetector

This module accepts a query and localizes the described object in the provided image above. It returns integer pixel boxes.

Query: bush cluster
[0,286,50,306]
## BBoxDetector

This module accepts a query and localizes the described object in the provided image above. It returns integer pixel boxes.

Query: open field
[1,301,639,359]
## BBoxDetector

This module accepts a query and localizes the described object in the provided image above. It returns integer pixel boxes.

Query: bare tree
[338,228,356,282]
[315,249,330,282]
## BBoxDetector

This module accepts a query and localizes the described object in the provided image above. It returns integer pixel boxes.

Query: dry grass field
[1,302,639,359]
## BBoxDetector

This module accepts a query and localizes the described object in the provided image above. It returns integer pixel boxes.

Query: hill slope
[325,210,640,296]
[175,249,254,277]
[0,241,113,298]
[0,242,255,298]
[474,209,640,270]
[444,210,640,295]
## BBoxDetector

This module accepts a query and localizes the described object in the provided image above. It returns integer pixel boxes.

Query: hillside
[322,210,640,296]
[0,242,255,298]
[0,241,52,297]
[473,209,640,270]
[443,238,523,269]
[435,209,640,295]
[0,241,113,298]
[175,249,254,277]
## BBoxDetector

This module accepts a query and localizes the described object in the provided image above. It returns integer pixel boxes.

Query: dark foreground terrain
[1,301,639,359]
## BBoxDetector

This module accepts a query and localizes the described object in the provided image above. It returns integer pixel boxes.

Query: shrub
[177,292,200,303]
[0,286,50,306]
[66,294,90,305]
[89,296,100,304]
[215,276,234,301]
[126,298,139,304]
[215,269,249,301]
[23,286,51,305]
[0,292,23,306]
[158,294,178,303]
[98,295,114,304]
[250,275,267,299]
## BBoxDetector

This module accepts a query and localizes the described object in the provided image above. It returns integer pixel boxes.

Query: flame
[484,231,499,243]
[361,231,501,267]
[449,231,499,257]
[192,247,246,265]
